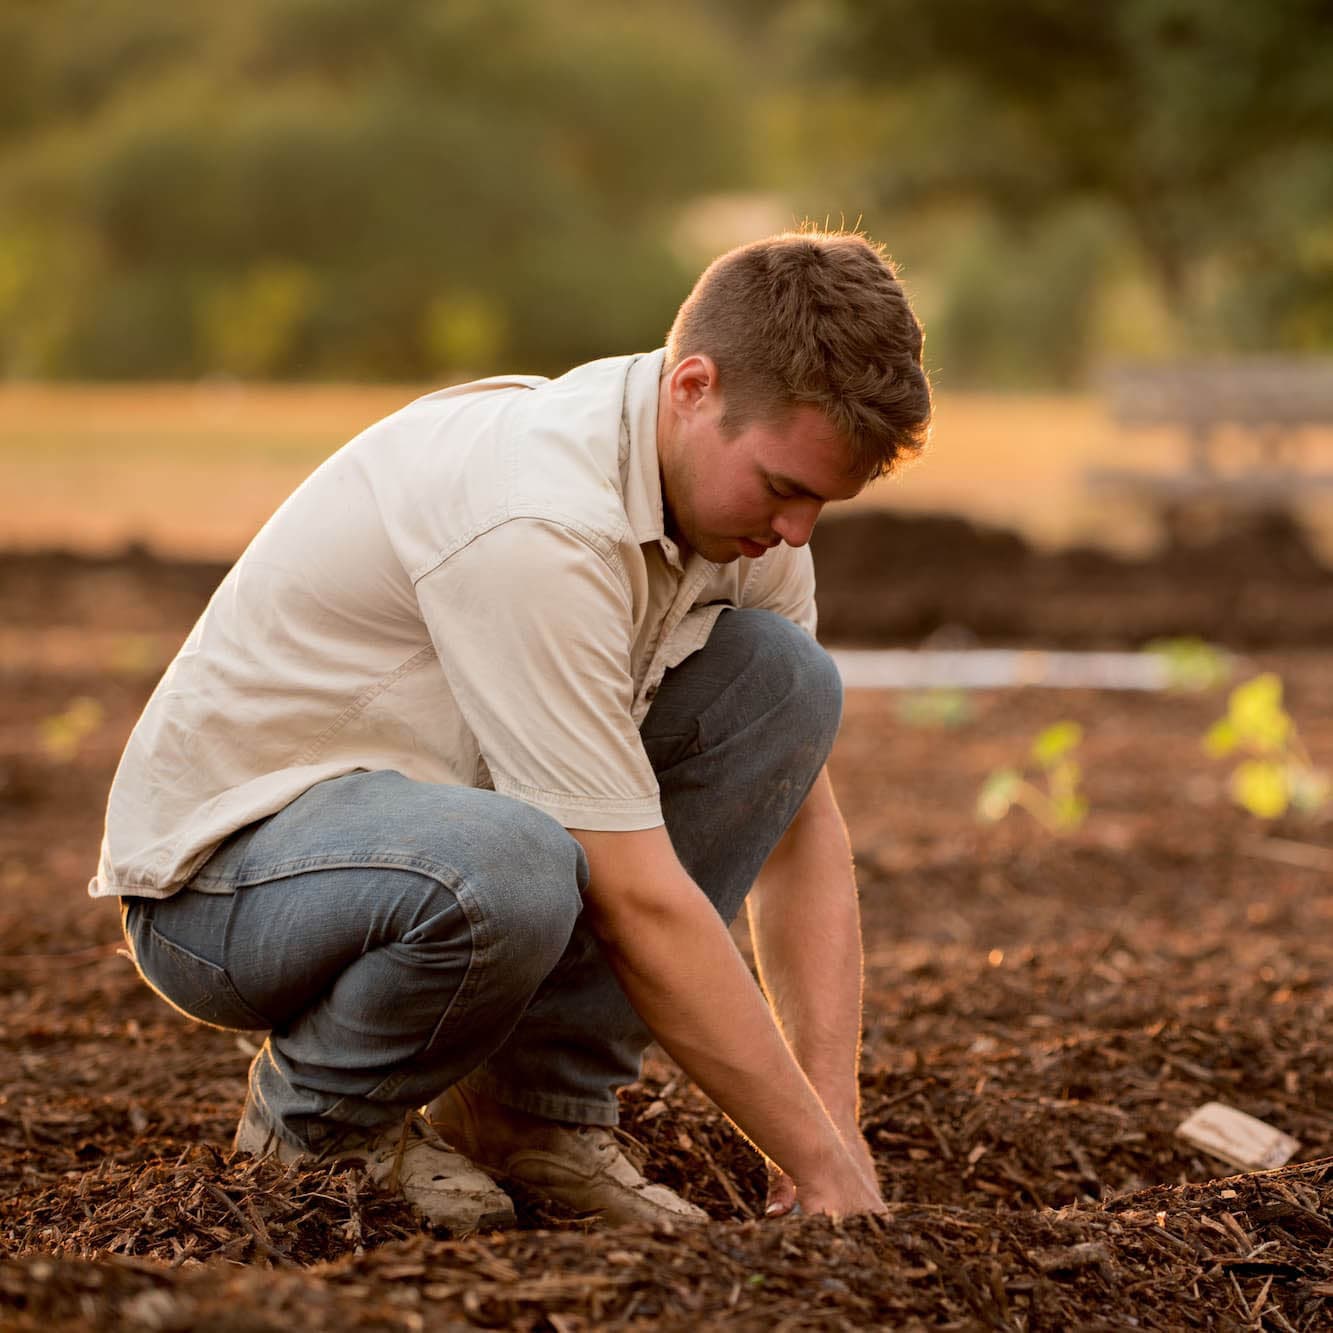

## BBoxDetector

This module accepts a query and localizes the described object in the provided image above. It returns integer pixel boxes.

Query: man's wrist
[801,1077,859,1139]
[786,1117,861,1185]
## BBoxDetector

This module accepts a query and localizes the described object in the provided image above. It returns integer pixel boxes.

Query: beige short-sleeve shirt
[91,349,817,899]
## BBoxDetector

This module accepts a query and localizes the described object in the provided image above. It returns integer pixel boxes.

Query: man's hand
[767,1127,882,1217]
[794,1163,885,1218]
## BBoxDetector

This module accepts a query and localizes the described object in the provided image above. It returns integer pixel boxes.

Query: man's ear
[666,354,719,415]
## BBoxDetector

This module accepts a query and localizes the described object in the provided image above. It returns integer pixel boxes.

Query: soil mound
[811,508,1333,646]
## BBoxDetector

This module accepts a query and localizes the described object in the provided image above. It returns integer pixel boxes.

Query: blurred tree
[818,0,1333,352]
[924,205,1115,389]
[198,262,318,378]
[11,0,1329,384]
[0,0,750,379]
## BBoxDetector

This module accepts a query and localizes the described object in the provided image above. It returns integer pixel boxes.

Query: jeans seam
[356,874,490,1106]
[197,852,488,892]
[423,876,489,1052]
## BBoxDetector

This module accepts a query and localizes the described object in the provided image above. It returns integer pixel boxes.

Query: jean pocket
[138,924,271,1032]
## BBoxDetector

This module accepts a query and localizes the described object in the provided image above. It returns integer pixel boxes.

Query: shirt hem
[490,777,663,832]
[88,873,180,901]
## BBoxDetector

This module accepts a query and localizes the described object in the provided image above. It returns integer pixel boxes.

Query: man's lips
[738,538,774,558]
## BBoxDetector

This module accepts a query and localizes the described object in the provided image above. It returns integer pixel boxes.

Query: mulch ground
[3,522,1332,1330]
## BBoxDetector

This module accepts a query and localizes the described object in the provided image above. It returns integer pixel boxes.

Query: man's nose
[772,500,823,548]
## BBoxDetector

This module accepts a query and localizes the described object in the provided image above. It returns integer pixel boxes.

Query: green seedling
[108,633,163,677]
[39,696,104,763]
[1144,637,1233,692]
[1204,673,1329,819]
[896,688,973,729]
[977,721,1088,834]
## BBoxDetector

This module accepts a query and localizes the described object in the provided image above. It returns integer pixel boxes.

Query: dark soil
[2,534,1332,1330]
[5,504,1333,649]
[809,508,1333,647]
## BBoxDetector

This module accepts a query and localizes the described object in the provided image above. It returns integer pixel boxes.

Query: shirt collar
[620,347,669,547]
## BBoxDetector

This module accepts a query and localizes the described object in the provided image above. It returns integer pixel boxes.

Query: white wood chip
[1175,1101,1299,1172]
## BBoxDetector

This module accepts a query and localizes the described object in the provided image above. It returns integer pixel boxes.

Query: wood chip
[1176,1103,1300,1172]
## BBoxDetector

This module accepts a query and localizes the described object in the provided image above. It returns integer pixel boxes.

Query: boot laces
[586,1123,650,1172]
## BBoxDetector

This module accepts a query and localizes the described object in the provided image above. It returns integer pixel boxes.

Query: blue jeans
[122,609,842,1150]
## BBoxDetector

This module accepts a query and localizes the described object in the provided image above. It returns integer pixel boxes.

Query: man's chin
[688,535,765,564]
[735,537,774,560]
[682,535,738,563]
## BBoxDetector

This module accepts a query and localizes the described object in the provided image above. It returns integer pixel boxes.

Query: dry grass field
[9,381,1333,561]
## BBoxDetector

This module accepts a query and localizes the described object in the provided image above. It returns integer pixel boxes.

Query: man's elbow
[580,879,677,953]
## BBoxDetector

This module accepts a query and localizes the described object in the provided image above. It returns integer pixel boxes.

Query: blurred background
[7,9,1333,1310]
[2,0,1332,557]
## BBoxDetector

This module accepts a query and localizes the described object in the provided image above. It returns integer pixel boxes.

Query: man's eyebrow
[769,472,828,503]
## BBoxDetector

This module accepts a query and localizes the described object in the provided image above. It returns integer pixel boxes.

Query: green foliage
[1204,673,1330,819]
[0,0,747,379]
[976,768,1023,822]
[39,697,104,763]
[107,634,163,677]
[926,205,1116,389]
[1144,637,1234,693]
[5,0,1331,383]
[895,688,973,729]
[769,0,1333,377]
[1029,720,1081,768]
[421,294,507,380]
[197,263,317,378]
[977,721,1088,834]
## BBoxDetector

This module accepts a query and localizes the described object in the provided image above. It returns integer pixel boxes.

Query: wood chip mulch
[5,549,1333,1329]
[3,1158,1332,1331]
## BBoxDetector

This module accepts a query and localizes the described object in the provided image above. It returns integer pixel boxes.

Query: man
[95,230,932,1232]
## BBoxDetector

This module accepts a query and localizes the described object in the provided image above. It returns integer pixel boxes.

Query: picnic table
[1085,359,1333,537]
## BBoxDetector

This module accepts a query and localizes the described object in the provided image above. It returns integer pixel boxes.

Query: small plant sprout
[977,721,1088,834]
[39,696,104,763]
[1144,637,1233,692]
[1203,673,1330,819]
[896,688,973,729]
[108,632,162,676]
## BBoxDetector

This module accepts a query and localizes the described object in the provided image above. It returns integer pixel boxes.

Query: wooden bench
[1085,360,1333,533]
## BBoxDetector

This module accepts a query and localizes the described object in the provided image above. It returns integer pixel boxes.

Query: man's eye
[765,478,791,499]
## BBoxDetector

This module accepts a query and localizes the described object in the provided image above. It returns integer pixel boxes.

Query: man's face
[658,357,865,564]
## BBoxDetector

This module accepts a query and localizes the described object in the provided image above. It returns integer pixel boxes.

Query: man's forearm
[571,824,879,1214]
[746,768,866,1132]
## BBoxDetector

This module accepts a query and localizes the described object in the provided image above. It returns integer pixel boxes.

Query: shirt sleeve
[414,518,664,831]
[740,542,818,637]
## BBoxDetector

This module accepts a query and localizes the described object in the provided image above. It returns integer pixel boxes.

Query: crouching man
[94,229,931,1232]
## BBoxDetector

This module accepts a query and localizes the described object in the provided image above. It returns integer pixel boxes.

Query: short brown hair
[666,229,931,479]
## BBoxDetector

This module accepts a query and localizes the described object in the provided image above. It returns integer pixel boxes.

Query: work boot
[425,1082,708,1227]
[233,1096,516,1235]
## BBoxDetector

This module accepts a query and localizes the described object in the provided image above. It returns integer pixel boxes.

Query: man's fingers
[764,1167,798,1217]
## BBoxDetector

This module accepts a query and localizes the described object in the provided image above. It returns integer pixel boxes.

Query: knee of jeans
[727,609,844,752]
[469,799,586,977]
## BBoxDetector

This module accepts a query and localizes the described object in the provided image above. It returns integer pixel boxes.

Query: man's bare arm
[570,822,881,1218]
[747,767,865,1129]
[745,766,878,1210]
